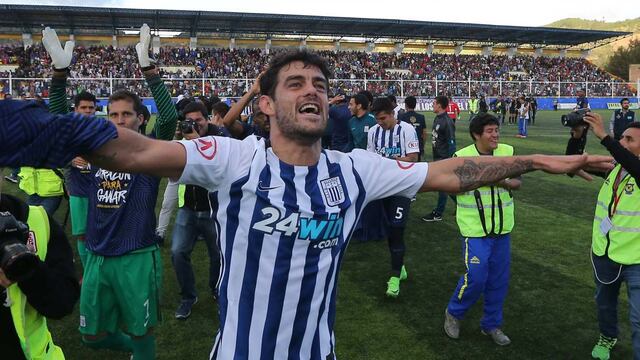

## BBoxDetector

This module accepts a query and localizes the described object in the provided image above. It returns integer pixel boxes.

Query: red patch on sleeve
[396,160,415,170]
[195,137,217,160]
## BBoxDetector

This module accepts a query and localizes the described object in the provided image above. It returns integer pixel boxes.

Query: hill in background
[545,17,639,71]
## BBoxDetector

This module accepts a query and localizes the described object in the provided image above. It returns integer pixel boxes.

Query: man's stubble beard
[275,107,326,145]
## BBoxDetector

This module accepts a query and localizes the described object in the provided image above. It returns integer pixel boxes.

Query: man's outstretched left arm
[421,154,613,193]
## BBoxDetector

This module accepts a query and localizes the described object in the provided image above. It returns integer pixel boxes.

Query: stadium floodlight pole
[529,79,532,94]
[611,80,614,98]
[585,81,589,97]
[558,80,561,96]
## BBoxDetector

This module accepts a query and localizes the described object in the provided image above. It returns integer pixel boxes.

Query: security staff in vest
[17,167,64,217]
[0,178,80,359]
[570,113,640,360]
[610,98,635,141]
[468,92,480,121]
[444,113,520,347]
[172,101,225,320]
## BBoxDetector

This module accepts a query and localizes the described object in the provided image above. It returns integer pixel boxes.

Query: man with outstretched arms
[0,51,613,360]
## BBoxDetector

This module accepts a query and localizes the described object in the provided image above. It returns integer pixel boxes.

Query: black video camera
[0,212,39,282]
[179,118,200,135]
[561,108,590,127]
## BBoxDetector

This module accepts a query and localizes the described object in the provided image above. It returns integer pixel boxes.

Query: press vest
[455,144,515,237]
[468,99,479,114]
[592,164,640,265]
[7,206,65,359]
[18,168,64,197]
[178,184,186,208]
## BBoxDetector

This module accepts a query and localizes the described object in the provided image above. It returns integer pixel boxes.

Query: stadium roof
[0,5,632,49]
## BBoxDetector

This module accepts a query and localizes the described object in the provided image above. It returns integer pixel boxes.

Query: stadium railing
[0,75,638,99]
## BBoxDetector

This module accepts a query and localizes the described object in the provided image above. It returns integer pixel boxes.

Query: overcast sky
[3,0,639,27]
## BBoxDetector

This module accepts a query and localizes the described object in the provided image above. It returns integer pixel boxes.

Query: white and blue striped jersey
[176,135,428,360]
[366,120,420,159]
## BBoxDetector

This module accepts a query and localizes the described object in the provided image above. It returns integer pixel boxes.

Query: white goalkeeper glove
[135,23,153,68]
[42,27,74,70]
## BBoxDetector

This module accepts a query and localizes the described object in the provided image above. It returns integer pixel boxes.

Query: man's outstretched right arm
[85,126,186,179]
[0,100,186,179]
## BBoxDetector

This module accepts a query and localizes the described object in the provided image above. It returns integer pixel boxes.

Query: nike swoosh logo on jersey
[257,181,281,191]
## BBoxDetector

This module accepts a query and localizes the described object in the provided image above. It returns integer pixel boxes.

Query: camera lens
[0,242,39,282]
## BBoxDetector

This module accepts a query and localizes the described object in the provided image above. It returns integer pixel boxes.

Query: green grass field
[2,110,631,359]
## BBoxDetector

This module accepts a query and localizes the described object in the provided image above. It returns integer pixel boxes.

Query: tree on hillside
[605,39,640,81]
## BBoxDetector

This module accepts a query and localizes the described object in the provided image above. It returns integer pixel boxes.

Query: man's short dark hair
[387,95,397,104]
[182,101,209,118]
[74,91,97,107]
[469,113,500,141]
[260,50,331,99]
[141,106,151,121]
[621,98,630,104]
[370,97,394,115]
[212,101,230,118]
[210,96,221,105]
[108,90,144,115]
[626,122,640,130]
[404,96,417,109]
[435,95,449,109]
[198,96,213,114]
[352,93,369,111]
[358,90,374,105]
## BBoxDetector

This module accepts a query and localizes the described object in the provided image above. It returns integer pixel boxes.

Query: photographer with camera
[171,101,227,319]
[0,173,79,360]
[566,113,640,360]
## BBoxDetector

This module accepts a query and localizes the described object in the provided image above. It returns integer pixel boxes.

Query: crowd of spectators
[0,44,635,98]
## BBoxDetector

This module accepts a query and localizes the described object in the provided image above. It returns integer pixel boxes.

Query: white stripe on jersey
[177,136,427,360]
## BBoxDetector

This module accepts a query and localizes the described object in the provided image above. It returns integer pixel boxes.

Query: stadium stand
[0,45,635,98]
[0,5,635,100]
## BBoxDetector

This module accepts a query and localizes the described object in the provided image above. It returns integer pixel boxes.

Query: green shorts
[69,195,88,236]
[79,245,163,337]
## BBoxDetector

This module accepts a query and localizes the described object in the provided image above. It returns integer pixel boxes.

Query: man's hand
[42,27,74,70]
[583,112,608,140]
[182,129,200,140]
[536,154,613,178]
[135,24,153,68]
[570,124,588,139]
[250,71,265,96]
[329,94,345,105]
[71,157,88,169]
[0,268,12,288]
